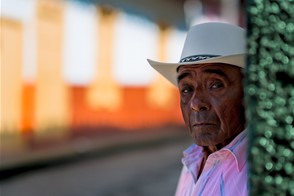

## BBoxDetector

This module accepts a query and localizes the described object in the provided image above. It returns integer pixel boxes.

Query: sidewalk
[0,125,190,180]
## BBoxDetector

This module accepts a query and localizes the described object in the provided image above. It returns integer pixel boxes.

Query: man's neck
[198,130,244,177]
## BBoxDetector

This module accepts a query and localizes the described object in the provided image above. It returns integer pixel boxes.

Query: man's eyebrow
[177,72,191,84]
[177,68,229,84]
[203,69,229,80]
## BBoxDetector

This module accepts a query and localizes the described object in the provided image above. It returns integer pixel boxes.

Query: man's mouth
[192,123,215,127]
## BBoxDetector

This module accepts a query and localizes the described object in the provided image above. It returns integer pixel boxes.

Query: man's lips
[192,123,215,127]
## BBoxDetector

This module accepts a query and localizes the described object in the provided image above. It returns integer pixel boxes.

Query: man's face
[177,63,245,147]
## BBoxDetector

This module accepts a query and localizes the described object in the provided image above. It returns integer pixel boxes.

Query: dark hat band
[179,55,220,63]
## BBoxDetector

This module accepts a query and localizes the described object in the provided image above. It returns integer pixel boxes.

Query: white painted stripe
[113,12,158,86]
[63,1,97,85]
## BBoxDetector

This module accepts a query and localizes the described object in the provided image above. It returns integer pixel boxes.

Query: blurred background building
[1,0,245,169]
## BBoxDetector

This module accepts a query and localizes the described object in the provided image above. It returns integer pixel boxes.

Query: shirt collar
[181,143,204,182]
[222,129,248,171]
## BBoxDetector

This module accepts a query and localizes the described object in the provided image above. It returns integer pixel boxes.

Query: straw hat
[147,22,246,86]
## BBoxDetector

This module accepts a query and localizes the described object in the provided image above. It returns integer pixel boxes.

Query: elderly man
[148,22,248,195]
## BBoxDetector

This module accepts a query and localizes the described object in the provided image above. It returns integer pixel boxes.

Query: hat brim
[147,54,245,86]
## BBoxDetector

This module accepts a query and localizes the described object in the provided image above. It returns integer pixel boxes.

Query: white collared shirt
[175,130,248,196]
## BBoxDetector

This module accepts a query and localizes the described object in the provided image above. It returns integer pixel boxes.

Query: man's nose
[190,92,210,112]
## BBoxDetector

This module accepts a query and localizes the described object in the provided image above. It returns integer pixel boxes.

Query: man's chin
[192,133,222,147]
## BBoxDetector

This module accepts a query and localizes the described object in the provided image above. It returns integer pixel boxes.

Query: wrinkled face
[177,63,245,147]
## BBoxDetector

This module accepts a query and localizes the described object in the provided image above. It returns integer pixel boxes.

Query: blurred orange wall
[2,1,184,141]
[71,86,183,130]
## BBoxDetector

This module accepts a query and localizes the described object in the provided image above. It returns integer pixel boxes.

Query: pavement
[0,125,190,180]
[0,133,190,196]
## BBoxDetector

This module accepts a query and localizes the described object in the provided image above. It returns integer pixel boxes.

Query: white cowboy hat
[147,22,246,86]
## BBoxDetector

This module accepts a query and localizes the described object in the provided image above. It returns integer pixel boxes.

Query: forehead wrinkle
[202,68,230,81]
[177,63,238,84]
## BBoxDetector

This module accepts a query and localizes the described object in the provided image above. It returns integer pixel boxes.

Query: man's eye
[180,87,193,103]
[210,82,224,89]
[181,87,193,95]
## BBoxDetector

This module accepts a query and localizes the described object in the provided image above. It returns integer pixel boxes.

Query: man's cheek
[219,105,238,130]
[213,105,228,129]
[180,107,190,126]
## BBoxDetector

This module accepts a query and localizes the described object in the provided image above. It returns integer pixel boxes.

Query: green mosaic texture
[246,0,294,195]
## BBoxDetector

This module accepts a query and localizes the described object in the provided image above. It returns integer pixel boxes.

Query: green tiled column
[246,0,294,195]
